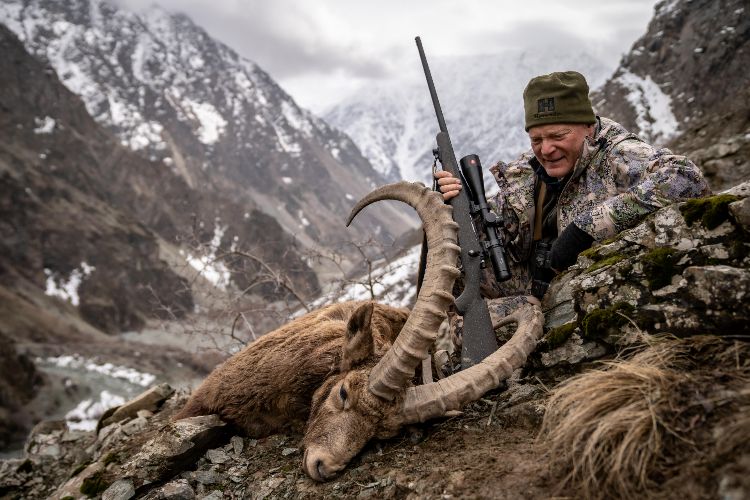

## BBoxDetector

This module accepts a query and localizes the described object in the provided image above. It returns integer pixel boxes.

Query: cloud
[111,0,659,109]
[116,0,393,80]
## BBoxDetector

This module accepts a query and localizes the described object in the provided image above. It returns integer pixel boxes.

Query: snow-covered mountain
[325,49,613,184]
[0,0,415,267]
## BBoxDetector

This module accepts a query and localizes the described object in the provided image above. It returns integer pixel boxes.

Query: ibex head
[302,182,544,481]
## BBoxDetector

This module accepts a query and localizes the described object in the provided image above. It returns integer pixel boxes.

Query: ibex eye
[339,385,348,401]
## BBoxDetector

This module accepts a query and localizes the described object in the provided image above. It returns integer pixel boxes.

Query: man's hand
[434,170,462,201]
[549,223,594,272]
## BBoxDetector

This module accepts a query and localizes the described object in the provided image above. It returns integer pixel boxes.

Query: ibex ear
[340,302,375,372]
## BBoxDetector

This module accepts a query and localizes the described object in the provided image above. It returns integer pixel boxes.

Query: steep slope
[593,0,749,190]
[0,24,195,333]
[325,49,612,183]
[0,0,415,265]
[0,20,323,327]
[0,23,194,450]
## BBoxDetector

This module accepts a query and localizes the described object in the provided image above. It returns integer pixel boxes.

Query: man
[436,71,710,309]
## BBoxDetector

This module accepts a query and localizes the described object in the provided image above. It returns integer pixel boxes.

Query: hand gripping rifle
[415,36,511,368]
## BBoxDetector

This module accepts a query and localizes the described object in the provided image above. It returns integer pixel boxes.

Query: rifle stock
[416,38,498,367]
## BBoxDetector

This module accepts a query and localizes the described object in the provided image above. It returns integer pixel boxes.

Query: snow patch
[273,123,302,156]
[616,70,679,145]
[281,100,313,137]
[189,54,204,70]
[184,98,227,145]
[107,95,166,150]
[43,354,156,387]
[185,224,231,289]
[65,390,126,431]
[44,262,95,306]
[130,120,165,150]
[0,2,24,39]
[33,116,56,134]
[298,210,310,227]
[43,354,156,431]
[307,245,420,311]
[656,0,682,17]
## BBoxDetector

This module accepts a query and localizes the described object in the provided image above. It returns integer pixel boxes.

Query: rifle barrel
[415,37,448,134]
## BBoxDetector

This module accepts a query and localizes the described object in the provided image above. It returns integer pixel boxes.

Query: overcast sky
[116,0,660,112]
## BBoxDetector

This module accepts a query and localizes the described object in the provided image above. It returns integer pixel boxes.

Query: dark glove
[549,223,594,272]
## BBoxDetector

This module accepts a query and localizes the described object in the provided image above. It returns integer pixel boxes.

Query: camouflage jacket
[483,117,710,296]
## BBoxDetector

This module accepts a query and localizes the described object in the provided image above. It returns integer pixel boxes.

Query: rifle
[415,36,511,368]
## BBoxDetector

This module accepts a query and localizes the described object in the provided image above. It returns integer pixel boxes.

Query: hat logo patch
[537,97,555,113]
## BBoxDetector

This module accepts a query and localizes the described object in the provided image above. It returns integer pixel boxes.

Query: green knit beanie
[523,71,596,131]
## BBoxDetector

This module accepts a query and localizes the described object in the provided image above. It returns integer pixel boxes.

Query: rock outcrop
[0,331,43,451]
[539,184,750,357]
[593,0,750,191]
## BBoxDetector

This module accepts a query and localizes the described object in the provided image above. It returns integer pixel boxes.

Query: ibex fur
[173,300,409,437]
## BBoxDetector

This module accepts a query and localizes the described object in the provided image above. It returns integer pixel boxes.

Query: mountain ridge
[0,0,416,269]
[325,48,613,184]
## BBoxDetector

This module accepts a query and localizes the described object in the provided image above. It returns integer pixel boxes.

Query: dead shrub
[539,336,750,499]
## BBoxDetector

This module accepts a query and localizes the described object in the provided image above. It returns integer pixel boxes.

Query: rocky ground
[2,339,746,499]
[0,383,554,500]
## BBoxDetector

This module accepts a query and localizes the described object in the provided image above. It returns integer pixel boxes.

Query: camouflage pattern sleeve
[488,154,536,261]
[575,140,711,241]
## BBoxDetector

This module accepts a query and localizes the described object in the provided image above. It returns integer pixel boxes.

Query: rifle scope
[459,154,511,283]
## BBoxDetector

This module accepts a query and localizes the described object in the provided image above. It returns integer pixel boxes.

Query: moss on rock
[680,194,740,230]
[102,452,119,466]
[79,470,108,497]
[579,246,602,259]
[581,302,635,340]
[587,253,626,273]
[642,247,681,290]
[544,323,577,349]
[70,461,90,478]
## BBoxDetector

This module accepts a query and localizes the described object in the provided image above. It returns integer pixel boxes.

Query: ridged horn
[399,303,544,423]
[347,181,460,401]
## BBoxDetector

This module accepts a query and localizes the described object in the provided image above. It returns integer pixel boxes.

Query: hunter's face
[528,123,593,178]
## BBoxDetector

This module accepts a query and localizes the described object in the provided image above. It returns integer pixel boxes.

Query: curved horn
[399,303,544,423]
[347,181,460,400]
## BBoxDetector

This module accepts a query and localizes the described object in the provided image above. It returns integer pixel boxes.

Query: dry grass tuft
[539,336,750,499]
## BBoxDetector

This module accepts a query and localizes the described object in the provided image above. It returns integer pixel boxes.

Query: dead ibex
[174,183,450,437]
[174,181,543,481]
[300,181,545,481]
[173,300,409,437]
